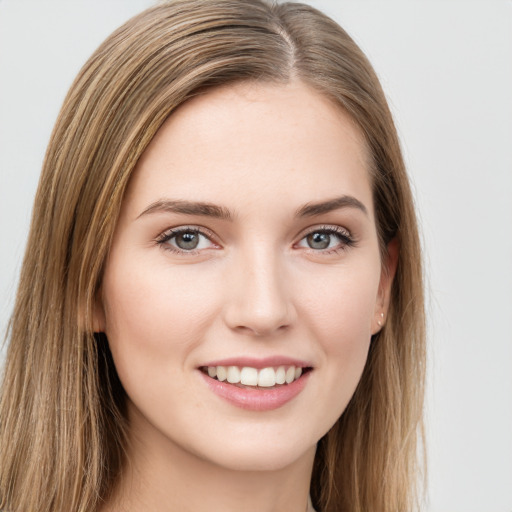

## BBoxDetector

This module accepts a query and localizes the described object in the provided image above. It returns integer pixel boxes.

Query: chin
[189,428,319,473]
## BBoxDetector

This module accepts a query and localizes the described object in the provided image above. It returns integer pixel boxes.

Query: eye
[156,227,218,253]
[296,226,354,252]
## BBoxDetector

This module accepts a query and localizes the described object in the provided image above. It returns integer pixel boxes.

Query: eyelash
[155,226,218,255]
[296,225,356,255]
[155,225,356,255]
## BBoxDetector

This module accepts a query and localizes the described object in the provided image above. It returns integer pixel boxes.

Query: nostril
[233,323,290,337]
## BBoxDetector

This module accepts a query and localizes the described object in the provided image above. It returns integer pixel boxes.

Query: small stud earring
[377,312,384,327]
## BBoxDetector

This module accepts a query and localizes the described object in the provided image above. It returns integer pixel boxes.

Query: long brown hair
[0,1,426,511]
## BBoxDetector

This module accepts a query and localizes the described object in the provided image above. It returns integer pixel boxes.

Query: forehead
[123,80,373,219]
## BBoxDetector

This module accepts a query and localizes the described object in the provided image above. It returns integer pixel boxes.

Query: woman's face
[98,81,393,472]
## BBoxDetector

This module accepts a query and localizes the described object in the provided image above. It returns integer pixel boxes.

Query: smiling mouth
[200,365,312,389]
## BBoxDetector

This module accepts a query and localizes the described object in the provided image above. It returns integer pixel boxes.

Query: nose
[223,248,296,337]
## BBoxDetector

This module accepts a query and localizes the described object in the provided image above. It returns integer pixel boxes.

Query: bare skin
[96,80,395,512]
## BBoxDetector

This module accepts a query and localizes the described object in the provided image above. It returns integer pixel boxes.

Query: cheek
[101,256,221,376]
[299,260,379,341]
[296,261,380,400]
[100,258,227,432]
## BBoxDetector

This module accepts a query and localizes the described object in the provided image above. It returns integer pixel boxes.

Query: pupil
[307,232,330,249]
[176,232,199,250]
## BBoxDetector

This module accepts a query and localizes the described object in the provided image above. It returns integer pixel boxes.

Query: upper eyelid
[294,225,356,252]
[297,224,352,239]
[156,225,217,242]
[155,226,220,255]
[154,224,354,247]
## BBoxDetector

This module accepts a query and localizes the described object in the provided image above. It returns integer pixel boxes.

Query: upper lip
[199,356,312,369]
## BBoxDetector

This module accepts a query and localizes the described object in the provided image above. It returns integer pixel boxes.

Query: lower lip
[199,371,311,411]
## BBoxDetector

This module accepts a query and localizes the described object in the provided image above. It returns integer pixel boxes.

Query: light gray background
[1,1,511,510]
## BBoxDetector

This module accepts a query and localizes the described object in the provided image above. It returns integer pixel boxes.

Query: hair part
[0,1,426,511]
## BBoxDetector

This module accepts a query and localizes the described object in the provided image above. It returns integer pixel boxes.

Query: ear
[92,288,107,333]
[371,237,399,335]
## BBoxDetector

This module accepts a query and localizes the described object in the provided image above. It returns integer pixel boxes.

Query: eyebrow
[138,199,233,220]
[137,195,367,221]
[296,195,368,217]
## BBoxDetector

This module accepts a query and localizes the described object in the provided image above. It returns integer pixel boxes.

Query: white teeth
[258,367,276,387]
[275,366,286,385]
[216,366,227,382]
[240,367,258,386]
[226,366,241,384]
[205,365,306,387]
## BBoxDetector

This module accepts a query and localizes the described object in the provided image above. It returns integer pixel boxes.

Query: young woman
[0,1,426,511]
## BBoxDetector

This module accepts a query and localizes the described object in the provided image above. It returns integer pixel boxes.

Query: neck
[100,410,316,512]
